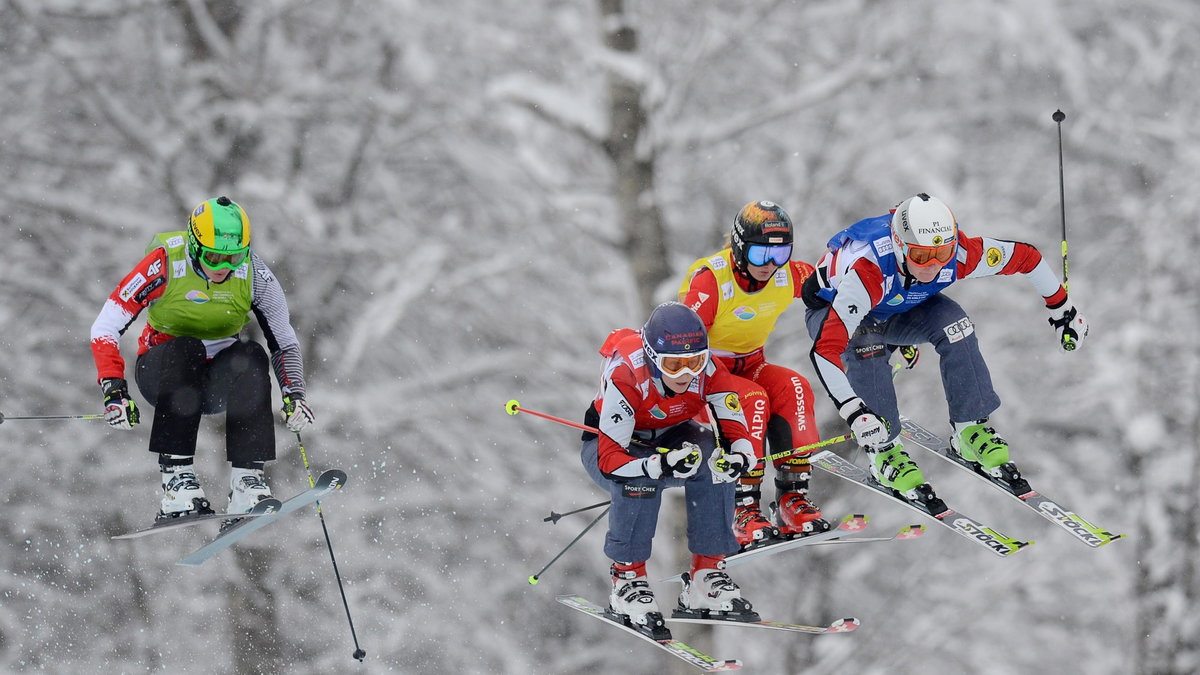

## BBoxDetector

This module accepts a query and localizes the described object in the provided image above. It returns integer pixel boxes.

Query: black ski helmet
[731,200,793,272]
[641,301,708,377]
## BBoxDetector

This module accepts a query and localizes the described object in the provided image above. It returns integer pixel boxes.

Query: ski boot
[609,561,670,640]
[952,419,1031,493]
[866,441,945,512]
[157,465,213,522]
[674,555,759,622]
[228,467,273,514]
[732,482,780,550]
[770,462,829,538]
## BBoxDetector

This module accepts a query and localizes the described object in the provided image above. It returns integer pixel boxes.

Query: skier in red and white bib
[580,302,759,639]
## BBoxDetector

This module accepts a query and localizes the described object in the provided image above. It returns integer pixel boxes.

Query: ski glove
[891,344,920,370]
[1047,299,1088,351]
[101,378,140,430]
[709,448,752,484]
[839,398,889,449]
[281,395,315,433]
[646,442,702,479]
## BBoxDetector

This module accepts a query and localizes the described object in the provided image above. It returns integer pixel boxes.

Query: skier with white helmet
[580,302,759,640]
[90,196,315,522]
[803,193,1088,506]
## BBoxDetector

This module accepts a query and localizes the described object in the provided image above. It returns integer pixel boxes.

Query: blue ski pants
[805,294,1001,443]
[581,421,738,563]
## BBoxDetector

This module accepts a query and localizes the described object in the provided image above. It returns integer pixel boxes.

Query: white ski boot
[609,562,670,640]
[228,468,273,514]
[676,563,760,622]
[158,467,213,521]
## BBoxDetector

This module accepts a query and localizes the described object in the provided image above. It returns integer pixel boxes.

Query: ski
[811,450,1030,558]
[899,417,1124,548]
[556,595,742,672]
[668,614,859,635]
[112,498,283,540]
[176,469,347,567]
[659,513,869,584]
[820,523,927,545]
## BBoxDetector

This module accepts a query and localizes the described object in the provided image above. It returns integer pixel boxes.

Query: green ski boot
[952,419,1010,470]
[866,441,925,496]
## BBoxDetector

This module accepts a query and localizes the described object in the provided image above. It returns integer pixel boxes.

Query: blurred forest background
[1,1,1197,673]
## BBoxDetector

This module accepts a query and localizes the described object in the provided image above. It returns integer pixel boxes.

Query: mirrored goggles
[746,244,792,267]
[903,240,956,268]
[199,246,249,271]
[655,350,709,377]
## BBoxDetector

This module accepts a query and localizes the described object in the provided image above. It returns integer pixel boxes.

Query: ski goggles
[653,350,710,377]
[745,244,792,267]
[901,240,956,268]
[198,245,250,271]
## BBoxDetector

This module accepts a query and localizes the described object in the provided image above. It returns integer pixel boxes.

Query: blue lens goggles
[746,244,792,267]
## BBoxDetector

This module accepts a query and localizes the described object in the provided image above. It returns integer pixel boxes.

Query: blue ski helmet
[641,302,710,378]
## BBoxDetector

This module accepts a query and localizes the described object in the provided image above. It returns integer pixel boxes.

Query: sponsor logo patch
[118,274,147,301]
[724,393,741,412]
[185,290,211,304]
[986,247,1002,267]
[734,306,756,320]
[944,317,974,343]
[623,484,659,499]
[852,344,887,360]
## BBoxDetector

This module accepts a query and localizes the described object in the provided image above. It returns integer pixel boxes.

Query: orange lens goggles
[658,352,709,376]
[904,240,956,268]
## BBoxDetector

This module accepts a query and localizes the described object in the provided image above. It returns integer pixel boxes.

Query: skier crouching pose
[580,302,759,639]
[804,193,1089,504]
[90,196,315,520]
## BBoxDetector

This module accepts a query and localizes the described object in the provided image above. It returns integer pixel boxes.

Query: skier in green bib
[90,196,314,521]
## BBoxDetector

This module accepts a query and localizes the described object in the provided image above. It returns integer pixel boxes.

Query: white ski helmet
[890,193,958,269]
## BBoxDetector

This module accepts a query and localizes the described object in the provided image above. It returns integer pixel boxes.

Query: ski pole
[505,399,595,434]
[1052,109,1070,292]
[0,411,103,424]
[528,505,610,585]
[545,500,610,523]
[504,399,663,452]
[295,432,366,662]
[762,433,855,463]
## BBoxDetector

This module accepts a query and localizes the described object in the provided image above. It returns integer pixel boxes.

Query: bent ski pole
[295,432,366,662]
[529,505,610,585]
[0,411,103,424]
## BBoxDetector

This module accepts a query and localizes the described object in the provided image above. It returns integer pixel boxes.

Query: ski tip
[714,659,743,671]
[897,524,927,539]
[829,618,860,633]
[838,513,870,531]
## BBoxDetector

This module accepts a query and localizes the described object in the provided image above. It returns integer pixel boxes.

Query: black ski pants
[134,337,275,463]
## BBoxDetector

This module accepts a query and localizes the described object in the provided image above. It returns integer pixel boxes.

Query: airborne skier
[90,196,315,521]
[579,302,760,639]
[804,193,1089,505]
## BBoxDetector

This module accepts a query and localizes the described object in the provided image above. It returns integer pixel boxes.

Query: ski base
[557,595,741,672]
[899,418,1124,548]
[176,469,347,566]
[811,450,1030,558]
[670,610,859,635]
[112,499,283,540]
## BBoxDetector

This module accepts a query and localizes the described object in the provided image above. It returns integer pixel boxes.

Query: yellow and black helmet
[187,196,251,270]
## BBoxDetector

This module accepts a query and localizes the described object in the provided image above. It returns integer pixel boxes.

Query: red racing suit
[589,328,754,479]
